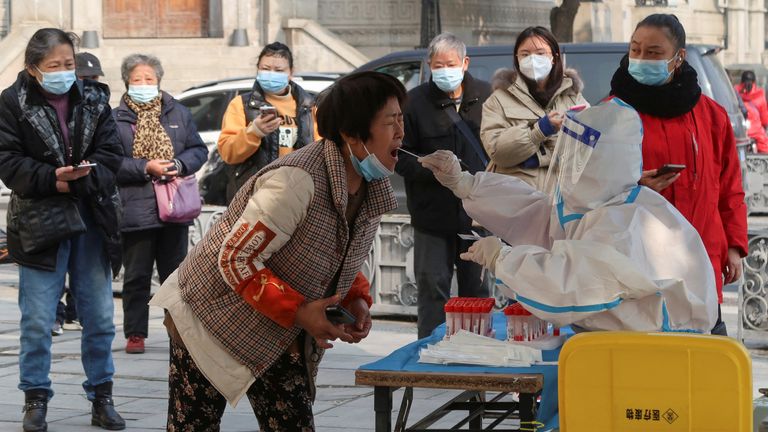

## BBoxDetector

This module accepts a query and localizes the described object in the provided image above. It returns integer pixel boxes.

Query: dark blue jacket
[113,91,207,231]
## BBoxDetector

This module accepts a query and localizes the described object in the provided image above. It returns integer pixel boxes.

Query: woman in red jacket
[610,14,748,335]
[735,70,768,153]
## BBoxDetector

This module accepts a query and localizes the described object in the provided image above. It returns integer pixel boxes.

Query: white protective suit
[419,98,717,332]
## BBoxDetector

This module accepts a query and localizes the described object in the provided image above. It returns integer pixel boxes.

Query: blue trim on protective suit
[560,117,602,148]
[557,200,583,229]
[625,185,641,204]
[516,294,623,313]
[659,299,704,333]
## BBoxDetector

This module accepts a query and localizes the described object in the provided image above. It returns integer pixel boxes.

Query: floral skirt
[167,338,314,432]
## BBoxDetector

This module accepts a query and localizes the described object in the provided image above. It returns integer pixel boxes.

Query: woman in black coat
[113,53,207,355]
[0,28,125,431]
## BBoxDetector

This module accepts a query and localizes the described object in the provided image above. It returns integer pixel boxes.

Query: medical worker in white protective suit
[419,98,717,332]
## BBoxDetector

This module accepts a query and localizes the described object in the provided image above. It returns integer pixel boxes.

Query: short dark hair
[257,42,293,69]
[742,70,756,83]
[316,71,407,147]
[24,28,79,68]
[635,14,686,51]
[513,26,564,108]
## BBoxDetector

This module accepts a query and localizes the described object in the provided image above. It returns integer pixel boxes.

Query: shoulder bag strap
[442,104,488,168]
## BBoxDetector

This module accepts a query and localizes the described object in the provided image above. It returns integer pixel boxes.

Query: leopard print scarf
[125,94,174,161]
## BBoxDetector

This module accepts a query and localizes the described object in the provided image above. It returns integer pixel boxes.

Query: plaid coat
[178,139,396,378]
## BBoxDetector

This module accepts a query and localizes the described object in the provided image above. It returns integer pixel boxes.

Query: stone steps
[84,38,260,103]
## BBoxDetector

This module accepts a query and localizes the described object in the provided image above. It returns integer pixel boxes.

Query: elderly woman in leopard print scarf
[112,53,208,355]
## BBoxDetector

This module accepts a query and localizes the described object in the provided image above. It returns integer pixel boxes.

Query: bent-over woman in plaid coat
[149,71,407,431]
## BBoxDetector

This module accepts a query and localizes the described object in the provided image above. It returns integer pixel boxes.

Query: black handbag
[8,194,87,254]
[198,148,228,206]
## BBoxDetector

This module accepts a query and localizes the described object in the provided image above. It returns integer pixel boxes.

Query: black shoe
[22,389,48,432]
[91,382,125,430]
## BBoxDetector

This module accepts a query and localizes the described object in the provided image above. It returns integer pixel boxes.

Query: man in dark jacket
[395,33,492,338]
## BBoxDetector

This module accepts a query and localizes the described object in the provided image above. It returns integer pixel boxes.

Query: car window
[467,53,513,83]
[375,62,422,91]
[698,52,740,114]
[180,91,233,133]
[684,54,714,100]
[561,51,625,105]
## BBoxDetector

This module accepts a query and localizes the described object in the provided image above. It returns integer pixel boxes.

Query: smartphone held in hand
[655,164,685,177]
[325,305,356,325]
[73,162,97,169]
[259,105,277,117]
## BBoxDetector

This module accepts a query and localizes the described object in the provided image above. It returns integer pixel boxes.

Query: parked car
[177,73,341,146]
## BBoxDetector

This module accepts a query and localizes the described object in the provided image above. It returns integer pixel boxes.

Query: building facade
[0,0,552,98]
[574,0,766,65]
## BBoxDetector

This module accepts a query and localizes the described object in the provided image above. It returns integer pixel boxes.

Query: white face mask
[519,54,554,82]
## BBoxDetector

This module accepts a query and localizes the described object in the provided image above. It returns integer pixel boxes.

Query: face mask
[128,85,159,104]
[431,67,464,93]
[518,54,553,82]
[628,53,678,86]
[35,67,76,95]
[257,71,290,94]
[347,142,394,182]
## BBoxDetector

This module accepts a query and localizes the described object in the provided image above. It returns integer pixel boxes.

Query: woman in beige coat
[481,26,587,191]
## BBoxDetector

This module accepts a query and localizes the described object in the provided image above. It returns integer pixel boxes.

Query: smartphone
[568,104,588,112]
[259,105,277,117]
[325,305,356,325]
[655,164,685,177]
[73,162,97,169]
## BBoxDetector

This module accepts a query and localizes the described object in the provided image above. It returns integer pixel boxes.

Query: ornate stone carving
[317,0,551,49]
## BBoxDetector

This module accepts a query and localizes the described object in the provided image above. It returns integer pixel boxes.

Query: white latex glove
[459,236,502,272]
[418,150,473,198]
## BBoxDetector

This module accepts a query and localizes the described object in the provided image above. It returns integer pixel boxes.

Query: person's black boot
[91,382,125,430]
[22,389,48,432]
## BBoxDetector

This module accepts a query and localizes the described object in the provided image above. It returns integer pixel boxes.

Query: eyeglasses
[517,52,553,59]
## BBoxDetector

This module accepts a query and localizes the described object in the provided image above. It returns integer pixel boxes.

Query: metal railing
[0,0,10,39]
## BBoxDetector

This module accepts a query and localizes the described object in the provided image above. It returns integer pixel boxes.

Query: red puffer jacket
[639,95,748,302]
[735,83,768,153]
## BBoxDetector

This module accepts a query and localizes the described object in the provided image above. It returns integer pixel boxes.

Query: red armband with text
[341,272,373,309]
[235,268,306,328]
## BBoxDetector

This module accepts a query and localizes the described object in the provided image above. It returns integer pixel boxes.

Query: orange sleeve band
[341,272,373,309]
[235,267,306,328]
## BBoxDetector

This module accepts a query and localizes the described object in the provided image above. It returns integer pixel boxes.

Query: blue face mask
[347,142,394,182]
[431,67,464,93]
[628,53,678,86]
[257,71,290,94]
[36,67,76,95]
[128,85,159,104]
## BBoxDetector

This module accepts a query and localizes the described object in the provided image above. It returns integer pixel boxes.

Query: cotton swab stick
[398,147,470,169]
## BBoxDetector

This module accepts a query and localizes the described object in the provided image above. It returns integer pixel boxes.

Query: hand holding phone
[325,305,357,325]
[655,164,685,177]
[259,105,277,118]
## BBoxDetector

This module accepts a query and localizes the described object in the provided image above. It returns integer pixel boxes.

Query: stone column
[748,0,765,64]
[725,0,748,64]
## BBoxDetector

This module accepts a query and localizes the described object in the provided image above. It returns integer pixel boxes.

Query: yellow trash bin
[558,332,752,431]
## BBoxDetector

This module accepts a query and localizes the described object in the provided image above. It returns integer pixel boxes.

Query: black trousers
[166,338,314,432]
[711,304,727,336]
[414,227,490,339]
[55,287,77,323]
[121,225,188,338]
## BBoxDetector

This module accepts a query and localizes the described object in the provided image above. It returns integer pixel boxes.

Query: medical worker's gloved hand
[460,236,502,272]
[418,150,473,198]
